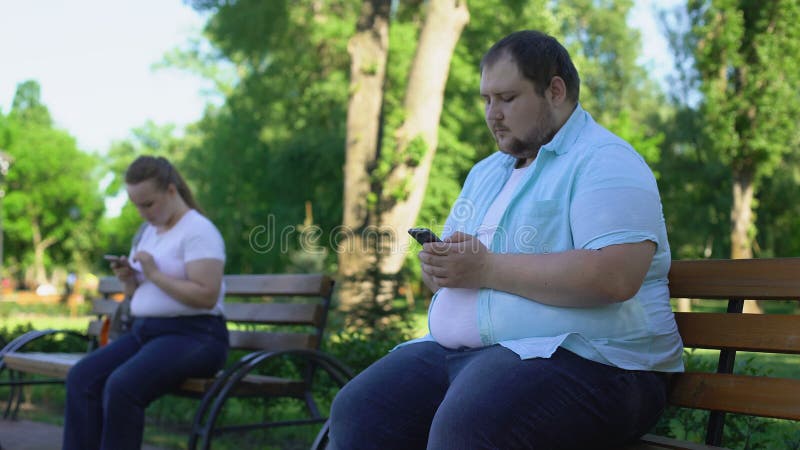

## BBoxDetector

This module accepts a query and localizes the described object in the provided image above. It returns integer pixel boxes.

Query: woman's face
[126,179,175,226]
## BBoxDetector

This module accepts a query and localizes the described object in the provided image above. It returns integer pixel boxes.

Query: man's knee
[428,403,505,449]
[328,381,364,445]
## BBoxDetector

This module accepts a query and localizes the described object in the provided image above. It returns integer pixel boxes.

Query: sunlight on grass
[2,314,91,331]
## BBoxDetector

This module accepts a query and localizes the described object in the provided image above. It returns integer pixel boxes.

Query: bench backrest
[667,258,800,446]
[88,274,335,353]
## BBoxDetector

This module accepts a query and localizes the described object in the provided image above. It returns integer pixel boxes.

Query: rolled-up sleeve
[570,145,663,250]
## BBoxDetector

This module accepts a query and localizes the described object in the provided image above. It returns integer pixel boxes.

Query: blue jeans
[328,342,668,450]
[63,315,229,450]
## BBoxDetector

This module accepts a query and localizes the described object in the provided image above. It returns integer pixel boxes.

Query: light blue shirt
[402,104,684,372]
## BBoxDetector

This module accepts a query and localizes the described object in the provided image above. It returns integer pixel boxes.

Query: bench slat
[179,374,306,398]
[98,277,125,296]
[3,352,83,379]
[224,274,333,297]
[632,434,725,450]
[228,330,317,352]
[87,319,104,337]
[3,352,309,399]
[224,303,322,326]
[91,298,121,316]
[97,274,334,298]
[670,372,800,421]
[669,258,800,299]
[675,312,800,354]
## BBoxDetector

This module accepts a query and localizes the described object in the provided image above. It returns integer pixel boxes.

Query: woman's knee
[103,368,156,408]
[65,357,96,393]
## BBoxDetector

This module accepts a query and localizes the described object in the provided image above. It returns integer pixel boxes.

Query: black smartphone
[408,227,443,245]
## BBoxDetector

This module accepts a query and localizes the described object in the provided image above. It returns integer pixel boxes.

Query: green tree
[183,0,359,274]
[337,0,470,317]
[655,5,731,261]
[689,0,800,258]
[684,0,800,311]
[2,80,105,285]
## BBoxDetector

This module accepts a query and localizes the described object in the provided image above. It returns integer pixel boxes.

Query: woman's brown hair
[125,156,201,212]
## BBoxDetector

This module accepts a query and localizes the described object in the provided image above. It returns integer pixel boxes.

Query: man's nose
[486,103,503,121]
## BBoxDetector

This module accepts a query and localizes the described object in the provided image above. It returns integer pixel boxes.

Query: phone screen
[408,228,442,245]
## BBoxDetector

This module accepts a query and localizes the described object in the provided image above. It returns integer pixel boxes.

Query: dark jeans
[328,342,668,450]
[63,315,229,450]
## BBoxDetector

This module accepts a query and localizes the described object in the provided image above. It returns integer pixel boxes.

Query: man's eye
[501,96,515,102]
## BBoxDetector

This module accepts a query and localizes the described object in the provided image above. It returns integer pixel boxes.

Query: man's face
[480,53,559,162]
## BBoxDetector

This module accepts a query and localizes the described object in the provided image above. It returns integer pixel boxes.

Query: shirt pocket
[500,199,565,253]
[528,199,560,217]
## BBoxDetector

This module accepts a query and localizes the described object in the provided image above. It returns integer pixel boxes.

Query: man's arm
[419,233,655,307]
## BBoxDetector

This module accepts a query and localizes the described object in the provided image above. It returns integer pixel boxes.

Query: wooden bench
[308,258,800,450]
[0,273,353,450]
[629,258,800,449]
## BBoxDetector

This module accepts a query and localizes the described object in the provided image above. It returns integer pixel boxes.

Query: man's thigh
[329,341,451,450]
[429,346,667,450]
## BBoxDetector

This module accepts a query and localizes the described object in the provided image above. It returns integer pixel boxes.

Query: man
[328,30,683,449]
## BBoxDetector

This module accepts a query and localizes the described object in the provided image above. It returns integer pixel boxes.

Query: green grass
[2,313,91,332]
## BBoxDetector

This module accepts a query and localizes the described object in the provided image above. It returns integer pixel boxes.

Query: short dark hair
[481,30,580,103]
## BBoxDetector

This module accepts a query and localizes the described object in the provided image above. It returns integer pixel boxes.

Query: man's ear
[547,76,568,105]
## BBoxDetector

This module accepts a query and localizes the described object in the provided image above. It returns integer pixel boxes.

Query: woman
[63,156,229,450]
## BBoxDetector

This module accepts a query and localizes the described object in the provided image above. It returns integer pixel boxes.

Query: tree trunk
[337,0,469,322]
[731,169,762,313]
[337,0,392,314]
[31,219,55,286]
[374,0,470,302]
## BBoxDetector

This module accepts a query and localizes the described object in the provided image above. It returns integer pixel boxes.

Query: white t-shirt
[129,209,226,317]
[429,165,529,349]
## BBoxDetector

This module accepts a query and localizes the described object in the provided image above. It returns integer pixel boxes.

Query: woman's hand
[111,256,136,283]
[133,251,158,279]
[419,232,490,289]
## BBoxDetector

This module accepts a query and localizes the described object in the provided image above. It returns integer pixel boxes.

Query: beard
[496,107,560,161]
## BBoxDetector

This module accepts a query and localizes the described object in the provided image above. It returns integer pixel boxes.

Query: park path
[0,419,167,450]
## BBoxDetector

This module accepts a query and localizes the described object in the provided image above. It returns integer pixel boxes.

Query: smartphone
[103,254,123,263]
[408,227,443,245]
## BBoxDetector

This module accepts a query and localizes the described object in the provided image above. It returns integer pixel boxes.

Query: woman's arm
[136,252,224,309]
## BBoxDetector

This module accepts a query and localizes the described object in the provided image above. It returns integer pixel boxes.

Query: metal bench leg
[311,419,330,450]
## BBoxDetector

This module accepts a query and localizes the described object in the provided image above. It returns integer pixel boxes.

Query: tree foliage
[0,81,104,284]
[663,0,800,261]
[174,0,669,293]
[182,0,359,274]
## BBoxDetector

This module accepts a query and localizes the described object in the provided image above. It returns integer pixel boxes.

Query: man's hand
[419,232,489,289]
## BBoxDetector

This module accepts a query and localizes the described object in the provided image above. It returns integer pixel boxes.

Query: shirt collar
[540,102,587,156]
